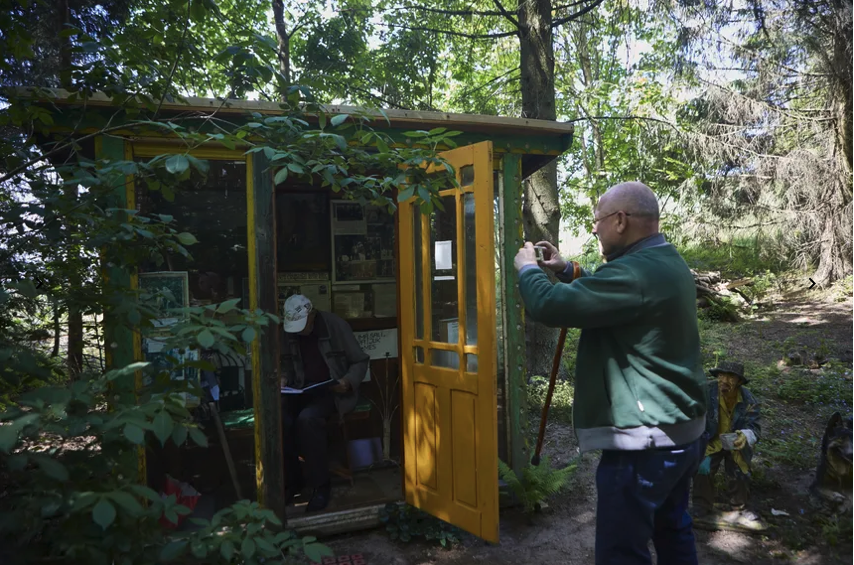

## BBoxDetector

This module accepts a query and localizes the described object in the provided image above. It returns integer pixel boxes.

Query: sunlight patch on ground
[706,530,753,558]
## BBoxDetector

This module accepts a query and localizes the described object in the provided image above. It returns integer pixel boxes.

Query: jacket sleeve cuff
[739,429,758,446]
[555,261,580,283]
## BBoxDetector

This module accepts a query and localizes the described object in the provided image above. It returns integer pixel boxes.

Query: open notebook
[281,378,336,395]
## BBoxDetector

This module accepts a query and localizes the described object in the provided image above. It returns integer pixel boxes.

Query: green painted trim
[501,154,529,474]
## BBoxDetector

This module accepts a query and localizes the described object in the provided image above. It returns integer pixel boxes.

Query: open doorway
[274,184,405,520]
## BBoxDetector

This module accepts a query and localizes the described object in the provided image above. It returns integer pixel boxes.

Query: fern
[498,456,577,514]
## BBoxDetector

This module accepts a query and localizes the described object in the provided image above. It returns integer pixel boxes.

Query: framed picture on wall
[138,271,190,327]
[331,200,396,283]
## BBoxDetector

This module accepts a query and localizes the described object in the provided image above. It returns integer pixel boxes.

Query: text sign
[354,328,398,360]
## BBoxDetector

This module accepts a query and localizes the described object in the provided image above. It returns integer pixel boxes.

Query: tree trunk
[272,0,291,86]
[518,0,561,379]
[57,0,72,88]
[814,0,853,286]
[52,299,60,357]
[68,306,83,379]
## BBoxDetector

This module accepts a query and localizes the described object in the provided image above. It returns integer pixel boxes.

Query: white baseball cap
[282,294,313,333]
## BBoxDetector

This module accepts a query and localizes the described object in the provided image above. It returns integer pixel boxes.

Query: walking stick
[531,327,568,466]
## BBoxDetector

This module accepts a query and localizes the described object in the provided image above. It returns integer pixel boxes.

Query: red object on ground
[322,555,366,565]
[159,475,200,530]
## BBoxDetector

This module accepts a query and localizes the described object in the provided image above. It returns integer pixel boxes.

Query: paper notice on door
[435,240,453,270]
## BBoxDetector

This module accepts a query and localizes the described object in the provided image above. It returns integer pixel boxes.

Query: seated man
[693,361,765,531]
[279,294,369,512]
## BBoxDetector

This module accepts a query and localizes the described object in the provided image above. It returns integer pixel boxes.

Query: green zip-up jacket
[519,234,707,452]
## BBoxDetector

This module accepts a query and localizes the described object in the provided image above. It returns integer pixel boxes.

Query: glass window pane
[414,346,425,364]
[413,206,424,339]
[464,193,478,347]
[466,353,478,372]
[430,195,459,344]
[460,165,474,187]
[432,349,460,370]
[135,159,251,411]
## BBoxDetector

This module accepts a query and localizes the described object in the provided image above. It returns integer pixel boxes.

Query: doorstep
[286,503,390,537]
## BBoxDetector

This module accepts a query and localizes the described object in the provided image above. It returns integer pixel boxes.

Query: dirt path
[325,298,853,565]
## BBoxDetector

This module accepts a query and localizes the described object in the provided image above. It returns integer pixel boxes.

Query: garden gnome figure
[693,361,766,531]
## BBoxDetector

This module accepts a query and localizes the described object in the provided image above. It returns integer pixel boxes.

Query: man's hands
[535,240,567,273]
[514,240,567,273]
[514,242,538,272]
[733,431,747,450]
[330,380,352,394]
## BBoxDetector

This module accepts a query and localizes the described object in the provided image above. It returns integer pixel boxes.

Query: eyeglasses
[593,210,632,224]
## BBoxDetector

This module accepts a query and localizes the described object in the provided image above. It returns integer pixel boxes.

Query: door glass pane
[463,193,478,348]
[466,353,478,372]
[413,206,424,340]
[460,165,474,187]
[432,349,460,369]
[430,195,458,344]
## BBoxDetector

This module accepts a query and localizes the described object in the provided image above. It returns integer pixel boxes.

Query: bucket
[347,437,382,470]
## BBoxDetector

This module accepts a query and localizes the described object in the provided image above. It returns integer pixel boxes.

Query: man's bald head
[598,182,660,221]
[593,181,661,259]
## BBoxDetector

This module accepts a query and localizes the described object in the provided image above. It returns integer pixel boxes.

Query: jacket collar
[606,232,667,262]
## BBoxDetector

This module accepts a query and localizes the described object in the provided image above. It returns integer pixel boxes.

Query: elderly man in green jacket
[515,182,707,565]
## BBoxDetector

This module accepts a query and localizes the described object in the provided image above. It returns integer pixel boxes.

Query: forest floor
[324,290,853,565]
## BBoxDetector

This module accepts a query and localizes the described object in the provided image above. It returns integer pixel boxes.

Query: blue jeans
[595,439,702,565]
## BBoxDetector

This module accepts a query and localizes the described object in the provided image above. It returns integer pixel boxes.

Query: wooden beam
[249,152,286,518]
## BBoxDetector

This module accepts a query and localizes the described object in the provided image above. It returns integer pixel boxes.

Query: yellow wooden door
[398,141,499,543]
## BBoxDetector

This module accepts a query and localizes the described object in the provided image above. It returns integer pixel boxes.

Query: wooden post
[501,154,529,475]
[249,152,285,519]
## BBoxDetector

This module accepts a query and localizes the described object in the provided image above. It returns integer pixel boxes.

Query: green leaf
[197,329,215,349]
[159,540,187,561]
[129,484,161,502]
[165,154,189,175]
[397,187,415,202]
[330,114,348,127]
[172,425,188,446]
[254,536,276,554]
[152,411,174,446]
[176,232,197,245]
[123,423,145,444]
[189,426,208,447]
[157,214,173,223]
[274,167,289,185]
[241,537,256,558]
[304,542,334,563]
[32,454,68,481]
[0,423,20,453]
[287,163,305,174]
[217,298,241,314]
[107,491,144,516]
[92,498,116,530]
[220,539,235,560]
[241,326,256,343]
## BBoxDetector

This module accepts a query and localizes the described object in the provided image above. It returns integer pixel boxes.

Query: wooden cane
[209,401,243,499]
[531,327,568,466]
